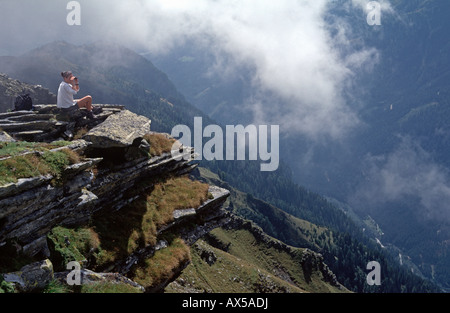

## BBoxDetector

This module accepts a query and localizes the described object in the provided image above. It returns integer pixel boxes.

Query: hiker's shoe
[92,106,102,115]
[87,111,97,120]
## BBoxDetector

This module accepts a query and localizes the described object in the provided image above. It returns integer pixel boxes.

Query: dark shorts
[62,105,79,113]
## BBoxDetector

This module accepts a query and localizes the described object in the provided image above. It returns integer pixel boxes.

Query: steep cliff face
[0,103,230,292]
[0,100,345,294]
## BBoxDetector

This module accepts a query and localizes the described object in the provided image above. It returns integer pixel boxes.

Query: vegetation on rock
[0,143,79,185]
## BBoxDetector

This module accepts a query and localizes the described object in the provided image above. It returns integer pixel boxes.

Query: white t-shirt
[57,81,78,108]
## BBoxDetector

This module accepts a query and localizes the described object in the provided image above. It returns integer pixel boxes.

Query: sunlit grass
[90,176,209,269]
[0,147,81,185]
[143,133,176,157]
[132,237,190,289]
[0,141,70,158]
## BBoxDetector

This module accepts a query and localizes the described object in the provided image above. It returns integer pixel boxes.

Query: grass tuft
[0,141,71,158]
[90,176,209,269]
[143,133,176,157]
[0,144,81,186]
[132,237,190,289]
[79,282,143,293]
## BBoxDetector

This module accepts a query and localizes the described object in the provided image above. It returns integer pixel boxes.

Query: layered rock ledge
[0,104,231,292]
[0,104,124,142]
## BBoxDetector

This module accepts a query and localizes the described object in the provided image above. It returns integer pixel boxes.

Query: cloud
[351,136,450,222]
[0,0,385,139]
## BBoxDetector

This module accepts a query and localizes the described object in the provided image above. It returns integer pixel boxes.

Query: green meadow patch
[0,141,78,185]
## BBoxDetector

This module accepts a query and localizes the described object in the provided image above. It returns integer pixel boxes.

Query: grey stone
[0,120,60,132]
[78,189,98,207]
[0,131,15,142]
[22,236,51,258]
[83,110,151,148]
[173,208,196,220]
[0,175,53,204]
[3,259,54,292]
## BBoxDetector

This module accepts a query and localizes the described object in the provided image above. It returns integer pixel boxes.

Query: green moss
[0,144,80,186]
[0,154,42,185]
[47,226,100,271]
[41,151,70,176]
[0,276,16,293]
[43,279,72,293]
[0,141,71,158]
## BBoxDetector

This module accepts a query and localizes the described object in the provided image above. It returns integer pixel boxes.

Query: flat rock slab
[0,131,15,142]
[83,110,151,148]
[0,175,53,204]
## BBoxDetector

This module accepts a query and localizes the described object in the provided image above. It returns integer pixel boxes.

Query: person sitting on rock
[57,71,96,119]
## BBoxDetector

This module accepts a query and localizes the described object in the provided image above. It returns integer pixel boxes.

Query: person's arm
[73,77,80,91]
[70,77,80,92]
[64,82,78,95]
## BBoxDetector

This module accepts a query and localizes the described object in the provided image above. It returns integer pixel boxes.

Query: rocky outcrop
[0,100,344,294]
[0,103,232,293]
[158,186,231,244]
[2,258,144,292]
[0,73,56,113]
[0,141,198,256]
[299,248,339,286]
[115,186,230,277]
[0,104,124,142]
[2,259,53,292]
[83,110,151,148]
[1,185,230,293]
[0,131,15,142]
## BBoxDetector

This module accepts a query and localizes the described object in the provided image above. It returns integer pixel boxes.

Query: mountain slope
[151,0,450,290]
[336,0,450,289]
[192,167,441,293]
[166,222,347,293]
